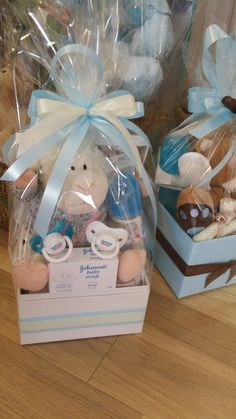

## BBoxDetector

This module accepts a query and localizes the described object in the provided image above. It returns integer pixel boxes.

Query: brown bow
[156,228,236,288]
[205,260,236,288]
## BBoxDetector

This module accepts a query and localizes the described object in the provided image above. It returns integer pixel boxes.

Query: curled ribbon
[1,44,157,238]
[188,24,236,139]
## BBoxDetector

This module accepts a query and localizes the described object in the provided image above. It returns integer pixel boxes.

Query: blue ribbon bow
[1,44,157,238]
[188,24,236,138]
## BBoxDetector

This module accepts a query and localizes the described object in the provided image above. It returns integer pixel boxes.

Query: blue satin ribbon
[188,24,235,139]
[1,44,157,238]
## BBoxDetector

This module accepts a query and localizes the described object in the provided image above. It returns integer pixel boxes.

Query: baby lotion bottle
[106,172,144,249]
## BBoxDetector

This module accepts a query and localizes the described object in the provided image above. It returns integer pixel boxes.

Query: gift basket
[0,2,37,230]
[0,0,157,344]
[155,22,236,297]
[12,0,195,138]
[131,0,196,140]
[0,4,17,230]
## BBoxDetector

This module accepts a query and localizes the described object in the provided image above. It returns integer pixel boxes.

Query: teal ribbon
[188,24,236,139]
[1,44,157,238]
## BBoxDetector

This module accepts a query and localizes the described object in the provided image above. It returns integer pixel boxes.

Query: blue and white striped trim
[19,307,146,334]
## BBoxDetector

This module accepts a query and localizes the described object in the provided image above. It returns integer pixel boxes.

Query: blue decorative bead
[159,135,191,175]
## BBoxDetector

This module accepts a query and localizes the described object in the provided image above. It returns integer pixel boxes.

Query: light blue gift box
[154,24,236,297]
[154,201,236,298]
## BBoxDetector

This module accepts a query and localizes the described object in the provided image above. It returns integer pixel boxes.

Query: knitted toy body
[11,147,109,291]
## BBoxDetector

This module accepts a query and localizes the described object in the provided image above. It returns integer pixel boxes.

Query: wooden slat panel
[0,334,141,419]
[90,272,236,419]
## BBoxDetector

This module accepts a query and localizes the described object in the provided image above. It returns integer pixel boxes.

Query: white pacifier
[86,221,128,259]
[42,233,73,263]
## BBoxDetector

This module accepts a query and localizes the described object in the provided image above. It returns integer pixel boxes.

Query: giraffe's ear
[222,96,236,113]
[14,169,38,189]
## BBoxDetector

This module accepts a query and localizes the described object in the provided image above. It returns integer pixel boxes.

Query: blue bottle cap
[106,172,143,220]
[159,134,191,175]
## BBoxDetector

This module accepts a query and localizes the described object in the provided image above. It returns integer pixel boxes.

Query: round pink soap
[118,249,146,283]
[12,260,48,291]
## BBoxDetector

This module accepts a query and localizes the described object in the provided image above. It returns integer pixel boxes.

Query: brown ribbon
[156,227,236,288]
